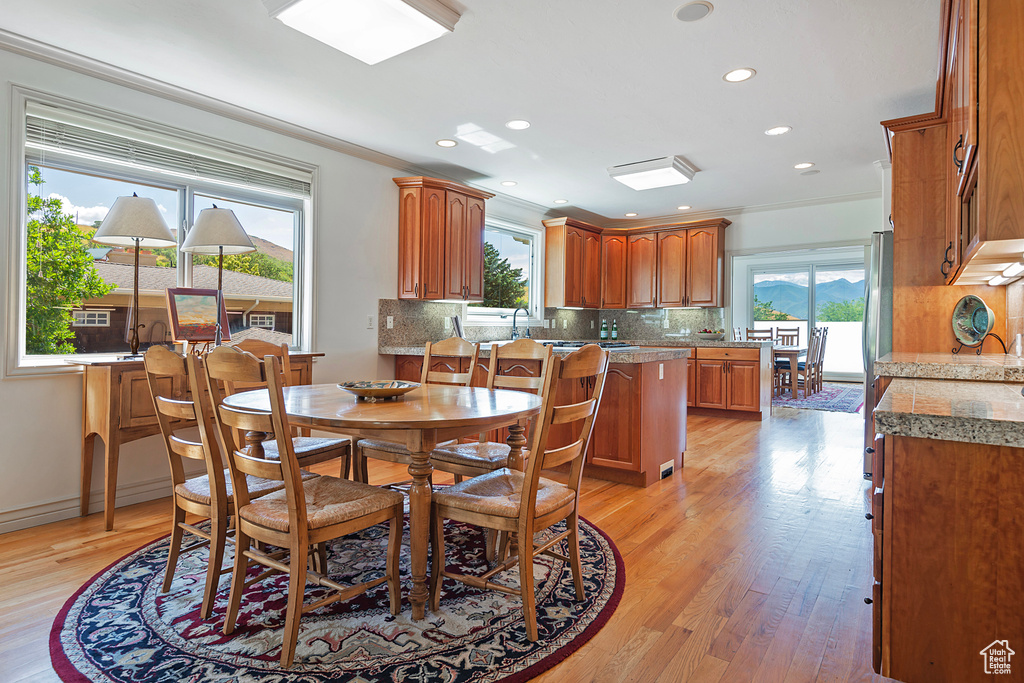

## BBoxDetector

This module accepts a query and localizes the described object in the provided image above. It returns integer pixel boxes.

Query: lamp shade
[181,207,256,255]
[92,195,176,247]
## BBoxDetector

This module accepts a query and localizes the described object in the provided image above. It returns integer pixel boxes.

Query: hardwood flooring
[0,407,893,682]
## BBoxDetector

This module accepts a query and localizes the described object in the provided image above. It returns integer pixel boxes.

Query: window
[466,220,542,325]
[72,310,110,327]
[11,93,314,370]
[249,314,276,329]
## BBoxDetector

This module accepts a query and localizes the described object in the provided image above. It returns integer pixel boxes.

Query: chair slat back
[169,434,206,462]
[520,344,609,526]
[232,339,293,387]
[487,339,553,394]
[746,328,774,340]
[816,327,829,365]
[422,337,479,386]
[733,327,743,341]
[776,327,800,346]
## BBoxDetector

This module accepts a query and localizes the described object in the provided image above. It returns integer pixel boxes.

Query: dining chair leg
[567,512,585,601]
[519,538,538,642]
[223,530,251,635]
[162,506,186,593]
[200,512,228,619]
[279,548,307,668]
[387,511,402,615]
[340,445,351,480]
[312,542,329,575]
[429,510,444,612]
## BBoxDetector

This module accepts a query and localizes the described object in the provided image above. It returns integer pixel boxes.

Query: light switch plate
[659,363,664,379]
[663,318,670,329]
[543,319,550,329]
[591,320,595,329]
[444,317,451,330]
[562,319,567,329]
[386,316,394,329]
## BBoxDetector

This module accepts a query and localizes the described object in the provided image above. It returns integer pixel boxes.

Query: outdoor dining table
[773,345,808,399]
[221,382,543,621]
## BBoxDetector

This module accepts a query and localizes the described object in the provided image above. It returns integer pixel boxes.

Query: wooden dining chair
[430,339,554,480]
[429,344,609,642]
[206,351,404,668]
[353,336,481,482]
[746,328,774,340]
[232,338,294,381]
[776,327,800,346]
[777,327,821,398]
[144,346,285,619]
[209,345,352,478]
[811,327,829,393]
[733,327,743,341]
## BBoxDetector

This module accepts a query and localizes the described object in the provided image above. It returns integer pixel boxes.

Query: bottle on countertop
[611,319,618,340]
[600,319,609,341]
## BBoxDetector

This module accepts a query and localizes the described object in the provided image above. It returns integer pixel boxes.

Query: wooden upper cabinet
[656,229,687,307]
[686,226,724,307]
[543,217,602,308]
[601,234,628,308]
[393,177,494,301]
[627,233,657,308]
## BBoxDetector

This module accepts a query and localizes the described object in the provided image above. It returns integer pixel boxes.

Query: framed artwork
[165,288,231,342]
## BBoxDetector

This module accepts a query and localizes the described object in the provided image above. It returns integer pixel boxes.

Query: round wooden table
[222,383,543,620]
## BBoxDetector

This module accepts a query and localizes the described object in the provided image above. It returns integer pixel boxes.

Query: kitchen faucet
[509,307,531,340]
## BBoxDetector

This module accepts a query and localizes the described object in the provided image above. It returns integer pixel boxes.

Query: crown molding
[599,190,882,229]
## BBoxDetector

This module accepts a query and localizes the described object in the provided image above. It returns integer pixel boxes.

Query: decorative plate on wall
[951,295,994,347]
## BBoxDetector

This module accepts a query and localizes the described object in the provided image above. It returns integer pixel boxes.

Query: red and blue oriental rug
[50,517,623,682]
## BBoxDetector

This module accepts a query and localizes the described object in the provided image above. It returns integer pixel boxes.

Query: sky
[754,269,864,286]
[32,165,295,251]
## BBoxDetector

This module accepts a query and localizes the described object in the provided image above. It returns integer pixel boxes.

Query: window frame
[465,218,544,328]
[71,310,111,328]
[5,87,317,377]
[249,313,276,329]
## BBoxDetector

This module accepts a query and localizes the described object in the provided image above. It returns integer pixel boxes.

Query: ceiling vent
[608,156,699,191]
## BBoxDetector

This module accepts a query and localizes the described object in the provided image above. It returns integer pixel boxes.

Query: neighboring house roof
[228,327,293,345]
[92,262,292,299]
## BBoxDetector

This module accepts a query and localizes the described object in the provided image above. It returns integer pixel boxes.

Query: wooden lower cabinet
[689,347,771,419]
[876,434,1024,682]
[725,360,760,411]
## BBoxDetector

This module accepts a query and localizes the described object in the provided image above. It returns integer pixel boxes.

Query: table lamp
[181,206,255,346]
[92,194,176,358]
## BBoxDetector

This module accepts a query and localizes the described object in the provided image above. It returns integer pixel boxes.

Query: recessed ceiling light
[436,139,457,147]
[800,170,820,176]
[500,180,517,187]
[723,68,756,83]
[625,212,638,217]
[505,119,530,130]
[677,205,691,211]
[794,162,815,169]
[765,126,792,136]
[675,1,713,22]
[553,199,568,204]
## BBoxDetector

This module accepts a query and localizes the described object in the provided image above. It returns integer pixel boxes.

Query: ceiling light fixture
[800,170,820,176]
[723,68,756,82]
[675,1,714,22]
[765,126,792,136]
[436,139,457,147]
[1003,262,1024,278]
[677,205,691,211]
[625,213,638,217]
[505,120,531,130]
[608,155,699,191]
[794,162,815,169]
[264,0,460,65]
[989,274,1010,286]
[553,199,568,204]
[500,181,517,187]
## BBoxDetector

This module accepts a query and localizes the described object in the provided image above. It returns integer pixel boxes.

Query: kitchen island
[381,343,690,487]
[868,352,1024,682]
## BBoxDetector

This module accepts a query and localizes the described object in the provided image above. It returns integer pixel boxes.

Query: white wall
[0,48,545,531]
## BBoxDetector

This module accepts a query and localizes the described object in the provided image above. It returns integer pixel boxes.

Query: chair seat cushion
[262,436,350,466]
[174,469,316,506]
[359,438,457,456]
[240,476,403,532]
[430,441,512,470]
[774,361,807,370]
[433,468,575,519]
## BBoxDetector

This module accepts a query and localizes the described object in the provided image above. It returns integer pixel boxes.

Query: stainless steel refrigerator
[862,230,893,476]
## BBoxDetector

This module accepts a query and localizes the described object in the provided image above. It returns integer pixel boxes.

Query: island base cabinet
[689,347,771,419]
[878,435,1024,682]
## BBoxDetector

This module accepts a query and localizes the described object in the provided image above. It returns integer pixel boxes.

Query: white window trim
[72,310,111,327]
[465,217,544,328]
[249,313,276,329]
[5,87,318,377]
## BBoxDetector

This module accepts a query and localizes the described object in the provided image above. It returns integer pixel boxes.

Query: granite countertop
[875,351,1024,382]
[378,343,691,363]
[875,377,1024,447]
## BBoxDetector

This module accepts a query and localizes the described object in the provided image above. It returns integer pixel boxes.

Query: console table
[74,352,322,531]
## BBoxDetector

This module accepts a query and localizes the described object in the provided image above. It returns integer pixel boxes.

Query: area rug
[772,382,864,413]
[50,516,623,682]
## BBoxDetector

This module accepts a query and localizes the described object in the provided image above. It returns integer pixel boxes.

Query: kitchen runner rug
[51,516,623,683]
[772,381,865,413]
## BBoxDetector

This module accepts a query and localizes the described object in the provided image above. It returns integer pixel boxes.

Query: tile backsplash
[377,299,725,348]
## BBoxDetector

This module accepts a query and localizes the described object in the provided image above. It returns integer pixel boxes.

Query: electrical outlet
[543,319,550,329]
[659,363,664,380]
[591,320,595,329]
[386,316,394,329]
[444,317,451,330]
[663,317,670,329]
[366,315,374,329]
[562,318,567,329]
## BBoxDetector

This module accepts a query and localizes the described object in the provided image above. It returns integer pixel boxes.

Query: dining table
[221,382,543,621]
[773,345,808,399]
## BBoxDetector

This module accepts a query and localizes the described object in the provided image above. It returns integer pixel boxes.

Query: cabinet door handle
[414,282,419,297]
[944,241,953,263]
[865,513,874,520]
[953,134,965,172]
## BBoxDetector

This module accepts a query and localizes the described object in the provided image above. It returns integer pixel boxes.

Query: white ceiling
[0,0,942,225]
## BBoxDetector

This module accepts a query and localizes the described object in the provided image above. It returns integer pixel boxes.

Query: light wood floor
[0,407,893,682]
